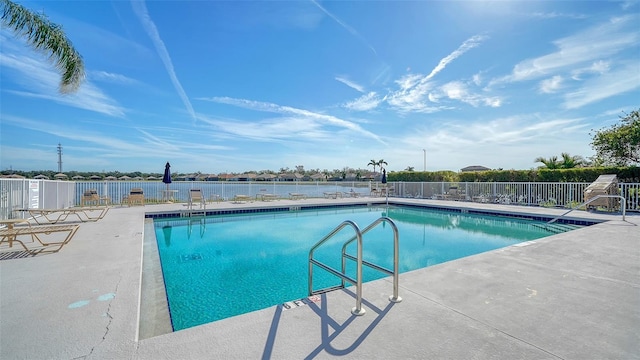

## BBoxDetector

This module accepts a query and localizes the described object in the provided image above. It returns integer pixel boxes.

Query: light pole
[423,149,426,172]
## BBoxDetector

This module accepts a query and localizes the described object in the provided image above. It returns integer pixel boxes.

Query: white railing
[398,181,592,206]
[1,179,638,220]
[397,181,639,211]
[0,179,76,220]
[71,180,372,205]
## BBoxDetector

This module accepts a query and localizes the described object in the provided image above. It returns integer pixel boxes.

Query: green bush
[390,167,639,183]
[388,171,457,182]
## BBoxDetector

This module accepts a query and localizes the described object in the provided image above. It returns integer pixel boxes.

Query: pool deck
[1,198,638,359]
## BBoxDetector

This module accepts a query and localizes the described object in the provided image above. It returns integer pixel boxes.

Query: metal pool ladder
[547,195,626,224]
[308,216,401,316]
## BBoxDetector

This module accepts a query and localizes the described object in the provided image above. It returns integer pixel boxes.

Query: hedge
[388,167,640,183]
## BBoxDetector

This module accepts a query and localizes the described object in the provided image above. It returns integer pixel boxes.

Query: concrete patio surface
[0,198,638,359]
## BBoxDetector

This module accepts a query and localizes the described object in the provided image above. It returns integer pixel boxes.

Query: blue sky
[1,1,639,174]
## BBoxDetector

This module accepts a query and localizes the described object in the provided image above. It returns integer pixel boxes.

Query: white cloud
[385,35,490,113]
[427,92,441,103]
[201,116,330,143]
[529,12,587,19]
[343,92,382,111]
[311,0,377,56]
[131,0,197,122]
[3,115,147,154]
[563,62,640,109]
[200,97,386,144]
[90,71,139,85]
[472,73,483,86]
[439,81,502,107]
[440,82,466,101]
[494,15,638,84]
[0,52,126,117]
[571,60,611,80]
[1,113,234,172]
[399,115,591,170]
[335,76,365,92]
[448,116,585,146]
[394,73,424,91]
[424,34,489,81]
[539,75,564,93]
[387,83,443,113]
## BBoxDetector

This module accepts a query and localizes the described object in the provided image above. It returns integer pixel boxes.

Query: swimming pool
[151,204,582,331]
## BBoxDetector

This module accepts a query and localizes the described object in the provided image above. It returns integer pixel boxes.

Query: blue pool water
[153,205,570,331]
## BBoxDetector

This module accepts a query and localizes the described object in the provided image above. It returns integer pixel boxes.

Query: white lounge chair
[188,189,206,210]
[0,223,80,253]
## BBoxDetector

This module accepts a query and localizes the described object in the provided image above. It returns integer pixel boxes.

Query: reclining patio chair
[127,188,145,206]
[0,223,80,254]
[82,189,99,206]
[188,189,206,210]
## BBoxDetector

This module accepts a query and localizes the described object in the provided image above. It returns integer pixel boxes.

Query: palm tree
[377,159,388,171]
[405,166,415,171]
[367,159,378,174]
[536,153,585,169]
[1,0,85,93]
[558,152,584,169]
[534,156,559,169]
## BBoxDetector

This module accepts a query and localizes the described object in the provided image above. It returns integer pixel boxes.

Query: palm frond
[1,0,85,93]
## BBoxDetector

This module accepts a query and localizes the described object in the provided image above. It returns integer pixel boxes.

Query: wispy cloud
[424,34,488,82]
[386,80,441,113]
[2,114,147,154]
[90,71,140,85]
[529,12,588,19]
[384,35,490,113]
[493,15,638,84]
[343,92,382,111]
[201,115,330,143]
[335,76,365,92]
[131,0,197,122]
[539,75,564,93]
[200,96,386,144]
[399,114,590,169]
[620,1,638,10]
[0,51,126,117]
[571,60,610,80]
[311,0,378,56]
[443,116,586,146]
[563,61,640,109]
[472,73,483,86]
[440,81,502,107]
[1,114,231,171]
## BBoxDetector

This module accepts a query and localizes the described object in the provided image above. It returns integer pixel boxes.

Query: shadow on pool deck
[0,198,638,359]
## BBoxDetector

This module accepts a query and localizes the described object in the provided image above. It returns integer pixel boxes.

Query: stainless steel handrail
[308,217,402,317]
[309,220,365,315]
[548,195,626,224]
[341,217,401,303]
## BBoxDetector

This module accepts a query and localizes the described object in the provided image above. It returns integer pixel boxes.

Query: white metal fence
[0,179,76,220]
[1,179,638,220]
[398,181,639,210]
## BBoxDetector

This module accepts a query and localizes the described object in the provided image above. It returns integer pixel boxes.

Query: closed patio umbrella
[162,162,172,202]
[382,168,388,207]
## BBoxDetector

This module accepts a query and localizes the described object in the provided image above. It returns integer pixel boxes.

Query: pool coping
[144,199,605,226]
